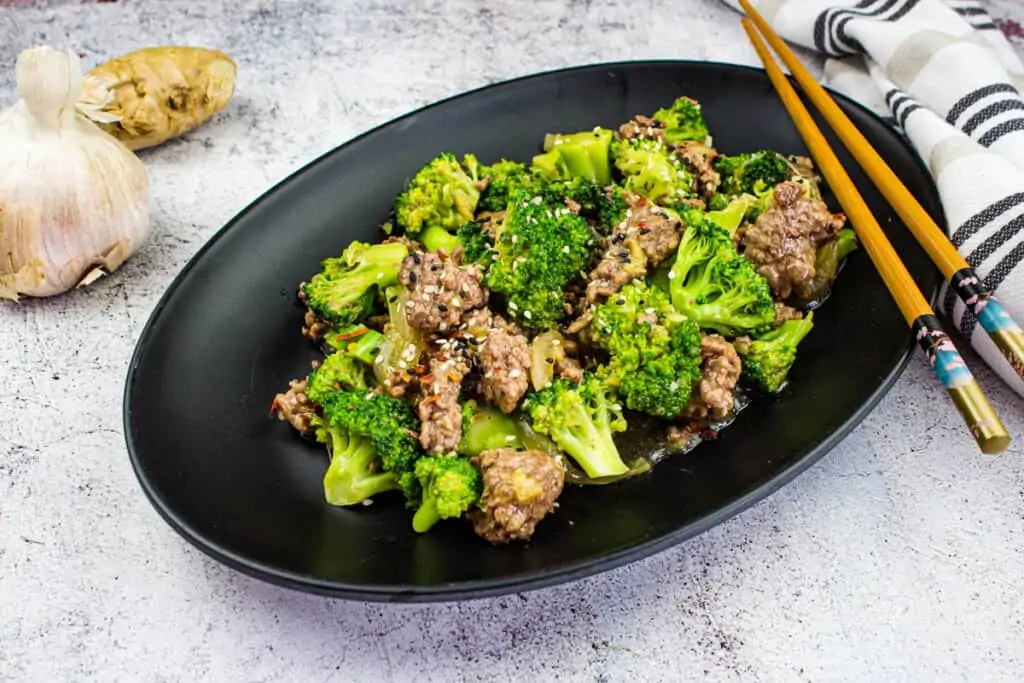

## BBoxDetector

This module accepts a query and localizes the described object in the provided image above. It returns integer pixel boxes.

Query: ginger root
[77,46,236,151]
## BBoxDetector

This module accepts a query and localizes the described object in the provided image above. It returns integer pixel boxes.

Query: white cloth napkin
[722,0,1024,399]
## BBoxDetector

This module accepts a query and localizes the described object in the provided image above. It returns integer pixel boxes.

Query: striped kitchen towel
[722,0,1024,399]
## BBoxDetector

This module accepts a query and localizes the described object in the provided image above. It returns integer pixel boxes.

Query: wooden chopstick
[740,18,1010,455]
[738,0,1024,389]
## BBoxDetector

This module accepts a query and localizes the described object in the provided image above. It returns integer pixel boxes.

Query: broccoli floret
[459,400,524,456]
[668,217,775,337]
[302,241,409,328]
[522,373,629,479]
[317,421,401,507]
[705,194,758,236]
[611,137,696,209]
[735,312,815,393]
[651,95,711,144]
[456,220,494,265]
[532,128,614,186]
[485,191,596,330]
[589,280,703,417]
[597,185,630,235]
[410,455,483,533]
[478,159,544,213]
[318,389,424,478]
[307,333,379,402]
[714,150,790,196]
[394,152,484,237]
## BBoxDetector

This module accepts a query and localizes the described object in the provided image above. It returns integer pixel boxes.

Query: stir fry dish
[270,95,858,544]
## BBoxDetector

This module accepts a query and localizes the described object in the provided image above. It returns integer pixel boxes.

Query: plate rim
[122,58,944,603]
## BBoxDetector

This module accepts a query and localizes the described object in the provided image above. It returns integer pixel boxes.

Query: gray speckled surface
[1,1,1023,681]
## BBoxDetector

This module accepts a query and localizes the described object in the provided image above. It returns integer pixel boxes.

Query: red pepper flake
[335,327,369,342]
[268,398,280,416]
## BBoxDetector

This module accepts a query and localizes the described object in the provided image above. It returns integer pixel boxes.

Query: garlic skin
[0,46,150,301]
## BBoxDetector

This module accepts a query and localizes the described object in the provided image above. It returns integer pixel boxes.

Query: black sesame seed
[408,271,418,283]
[370,347,381,355]
[616,298,626,305]
[388,296,398,303]
[611,233,626,244]
[430,263,442,272]
[438,304,449,312]
[412,253,422,264]
[545,357,554,364]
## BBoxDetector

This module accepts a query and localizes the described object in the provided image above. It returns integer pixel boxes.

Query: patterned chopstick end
[913,314,1011,454]
[950,268,1024,382]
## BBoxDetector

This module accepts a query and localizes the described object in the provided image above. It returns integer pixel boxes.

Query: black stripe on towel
[978,118,1024,147]
[964,212,1024,273]
[813,0,916,57]
[961,241,1024,336]
[897,103,922,130]
[971,22,998,31]
[946,84,1021,125]
[951,193,1024,247]
[962,100,1024,135]
[952,6,988,17]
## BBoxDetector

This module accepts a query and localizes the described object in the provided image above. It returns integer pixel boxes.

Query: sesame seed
[451,297,461,307]
[562,245,570,254]
[408,271,417,283]
[375,354,384,364]
[668,270,677,280]
[505,435,517,443]
[612,403,622,411]
[509,368,522,378]
[523,310,532,320]
[438,303,449,312]
[398,361,407,369]
[376,272,384,280]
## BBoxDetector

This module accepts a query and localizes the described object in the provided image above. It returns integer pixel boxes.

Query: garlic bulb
[0,46,150,301]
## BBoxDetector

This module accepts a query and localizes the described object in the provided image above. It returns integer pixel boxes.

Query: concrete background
[1,1,1022,681]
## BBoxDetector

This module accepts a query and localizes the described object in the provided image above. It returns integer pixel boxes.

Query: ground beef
[774,302,804,326]
[554,355,584,383]
[417,346,471,454]
[584,192,682,303]
[460,309,531,414]
[398,249,488,334]
[585,238,647,303]
[788,155,817,182]
[630,194,684,265]
[478,328,532,414]
[740,181,846,300]
[271,378,317,437]
[674,140,720,198]
[618,114,666,142]
[296,285,330,343]
[468,448,565,544]
[681,335,742,421]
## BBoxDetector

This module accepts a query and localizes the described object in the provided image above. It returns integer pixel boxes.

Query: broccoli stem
[459,405,523,456]
[412,496,441,533]
[554,407,628,478]
[327,325,385,363]
[321,429,400,506]
[420,225,462,254]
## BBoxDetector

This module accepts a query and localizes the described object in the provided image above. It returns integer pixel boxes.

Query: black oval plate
[123,61,943,602]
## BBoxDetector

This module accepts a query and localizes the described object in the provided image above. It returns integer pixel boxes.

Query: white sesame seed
[562,245,570,254]
[645,307,655,315]
[523,310,532,320]
[669,381,679,391]
[612,403,622,411]
[508,301,518,310]
[668,270,677,280]
[398,361,407,369]
[505,435,516,443]
[451,297,461,307]
[375,354,384,364]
